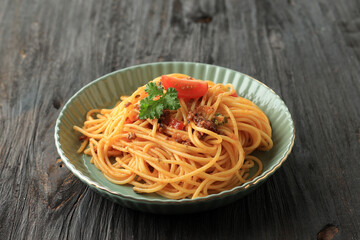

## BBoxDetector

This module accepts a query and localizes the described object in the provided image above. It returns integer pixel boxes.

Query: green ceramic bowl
[54,62,295,214]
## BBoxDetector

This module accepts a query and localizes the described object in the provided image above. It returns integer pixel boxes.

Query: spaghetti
[74,74,273,199]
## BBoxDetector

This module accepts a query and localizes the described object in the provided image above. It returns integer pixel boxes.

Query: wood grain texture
[0,0,359,239]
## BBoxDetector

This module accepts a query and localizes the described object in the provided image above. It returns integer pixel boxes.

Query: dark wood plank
[0,0,359,239]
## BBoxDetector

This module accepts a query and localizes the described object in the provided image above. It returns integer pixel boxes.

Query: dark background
[0,0,359,239]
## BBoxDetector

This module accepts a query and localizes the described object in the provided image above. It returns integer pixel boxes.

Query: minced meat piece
[127,132,137,140]
[172,132,193,146]
[197,119,217,133]
[79,135,87,142]
[187,110,218,134]
[159,109,171,125]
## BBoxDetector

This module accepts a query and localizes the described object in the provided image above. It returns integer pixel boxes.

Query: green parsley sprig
[139,82,180,119]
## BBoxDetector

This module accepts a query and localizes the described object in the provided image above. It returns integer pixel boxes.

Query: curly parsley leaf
[145,82,163,97]
[162,88,180,110]
[139,97,163,119]
[139,82,180,119]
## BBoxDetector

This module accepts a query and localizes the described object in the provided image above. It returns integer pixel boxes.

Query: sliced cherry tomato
[161,75,208,99]
[230,92,238,97]
[169,119,185,130]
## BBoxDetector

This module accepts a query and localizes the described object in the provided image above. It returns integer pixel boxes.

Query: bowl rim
[54,61,295,204]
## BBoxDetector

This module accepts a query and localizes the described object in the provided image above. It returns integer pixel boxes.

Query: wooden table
[1,0,359,239]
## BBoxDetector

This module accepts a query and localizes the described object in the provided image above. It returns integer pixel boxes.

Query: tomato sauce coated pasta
[74,74,273,199]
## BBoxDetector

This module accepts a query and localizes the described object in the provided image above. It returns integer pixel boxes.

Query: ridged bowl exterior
[54,62,295,214]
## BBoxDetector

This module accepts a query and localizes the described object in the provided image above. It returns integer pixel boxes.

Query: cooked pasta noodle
[74,74,273,199]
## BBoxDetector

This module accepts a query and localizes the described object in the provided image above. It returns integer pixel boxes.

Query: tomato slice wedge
[161,75,208,99]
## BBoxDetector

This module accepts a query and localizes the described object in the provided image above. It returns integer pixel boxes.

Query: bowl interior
[55,62,294,202]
